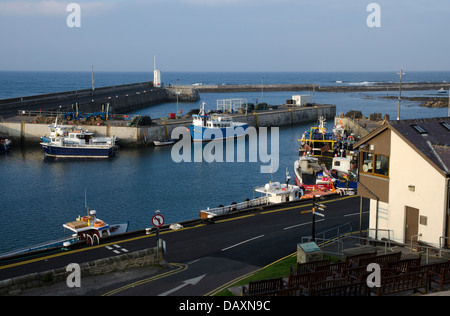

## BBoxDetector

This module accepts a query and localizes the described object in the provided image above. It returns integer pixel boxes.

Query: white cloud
[0,0,115,17]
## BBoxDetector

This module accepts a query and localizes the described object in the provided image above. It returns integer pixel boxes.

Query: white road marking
[344,211,369,217]
[284,219,325,230]
[221,235,265,252]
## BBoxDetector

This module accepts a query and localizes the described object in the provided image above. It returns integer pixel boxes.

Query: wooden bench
[386,257,421,274]
[367,271,429,296]
[314,261,348,278]
[257,287,298,296]
[242,278,284,296]
[335,266,371,283]
[289,259,330,275]
[430,262,450,291]
[287,271,327,291]
[357,252,402,267]
[305,280,367,296]
[345,250,377,268]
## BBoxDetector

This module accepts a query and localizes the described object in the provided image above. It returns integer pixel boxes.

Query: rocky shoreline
[379,95,449,108]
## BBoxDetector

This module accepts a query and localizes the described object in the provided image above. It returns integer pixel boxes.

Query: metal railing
[301,226,450,264]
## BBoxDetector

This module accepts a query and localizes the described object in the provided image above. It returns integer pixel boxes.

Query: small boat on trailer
[63,209,129,246]
[0,197,129,259]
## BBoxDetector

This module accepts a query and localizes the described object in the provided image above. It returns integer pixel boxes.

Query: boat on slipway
[40,121,119,158]
[188,102,248,142]
[200,171,304,218]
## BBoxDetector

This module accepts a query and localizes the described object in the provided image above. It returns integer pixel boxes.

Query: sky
[0,0,449,72]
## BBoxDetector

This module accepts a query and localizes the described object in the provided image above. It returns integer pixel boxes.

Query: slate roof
[355,117,450,177]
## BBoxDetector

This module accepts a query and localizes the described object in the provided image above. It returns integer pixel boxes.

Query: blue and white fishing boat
[324,155,358,192]
[188,102,248,142]
[40,120,118,158]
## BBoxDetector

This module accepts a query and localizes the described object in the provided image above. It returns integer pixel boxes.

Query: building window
[361,151,389,177]
[362,152,373,173]
[374,154,389,176]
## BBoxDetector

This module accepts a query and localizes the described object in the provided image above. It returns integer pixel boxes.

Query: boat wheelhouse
[298,116,337,160]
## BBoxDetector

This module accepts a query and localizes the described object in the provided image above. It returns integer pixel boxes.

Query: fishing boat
[294,152,333,191]
[63,209,129,246]
[323,155,358,191]
[438,87,448,94]
[298,116,337,160]
[188,102,248,142]
[0,139,12,152]
[40,121,119,158]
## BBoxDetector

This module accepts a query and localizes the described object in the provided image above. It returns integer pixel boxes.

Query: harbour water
[0,71,449,254]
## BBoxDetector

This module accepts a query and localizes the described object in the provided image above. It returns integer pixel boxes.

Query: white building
[354,117,450,248]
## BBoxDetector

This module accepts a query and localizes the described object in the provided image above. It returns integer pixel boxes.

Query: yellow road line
[101,263,188,296]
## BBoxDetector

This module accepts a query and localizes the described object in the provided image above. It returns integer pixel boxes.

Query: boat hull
[188,123,248,142]
[41,143,117,158]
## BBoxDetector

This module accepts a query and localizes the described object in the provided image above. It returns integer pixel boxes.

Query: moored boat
[298,116,337,160]
[324,155,358,192]
[0,139,12,152]
[40,122,118,158]
[153,139,177,146]
[294,152,334,191]
[188,102,248,142]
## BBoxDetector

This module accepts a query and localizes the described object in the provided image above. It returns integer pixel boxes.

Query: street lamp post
[397,69,405,120]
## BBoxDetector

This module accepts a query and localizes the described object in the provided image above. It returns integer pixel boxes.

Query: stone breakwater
[191,82,450,93]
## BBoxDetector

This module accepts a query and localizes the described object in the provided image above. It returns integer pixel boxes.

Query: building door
[405,206,419,244]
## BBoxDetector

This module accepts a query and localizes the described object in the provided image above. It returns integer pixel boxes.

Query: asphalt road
[0,195,369,296]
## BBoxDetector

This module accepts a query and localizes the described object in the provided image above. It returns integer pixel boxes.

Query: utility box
[297,242,322,263]
[292,95,312,106]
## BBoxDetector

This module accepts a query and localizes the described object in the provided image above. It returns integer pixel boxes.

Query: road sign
[152,214,165,227]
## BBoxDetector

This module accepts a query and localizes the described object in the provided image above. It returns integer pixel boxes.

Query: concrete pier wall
[0,105,335,147]
[0,82,200,119]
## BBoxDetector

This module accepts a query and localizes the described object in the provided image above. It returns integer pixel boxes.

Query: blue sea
[0,71,449,254]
